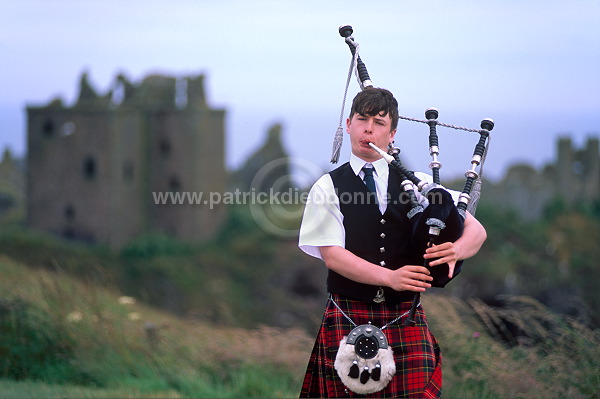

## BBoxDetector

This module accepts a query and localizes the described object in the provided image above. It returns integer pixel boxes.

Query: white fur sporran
[334,323,396,394]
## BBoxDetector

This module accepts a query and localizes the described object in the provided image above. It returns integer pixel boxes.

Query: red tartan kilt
[300,294,442,398]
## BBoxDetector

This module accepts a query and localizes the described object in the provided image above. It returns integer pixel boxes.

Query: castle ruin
[26,72,226,248]
[484,136,600,219]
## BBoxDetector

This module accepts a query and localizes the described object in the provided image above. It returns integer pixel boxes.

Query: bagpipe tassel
[330,126,344,164]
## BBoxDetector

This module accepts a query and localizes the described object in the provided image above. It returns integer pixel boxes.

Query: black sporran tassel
[371,363,381,381]
[360,367,370,384]
[348,360,359,378]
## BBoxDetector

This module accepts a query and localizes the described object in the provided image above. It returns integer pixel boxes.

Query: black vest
[327,163,422,304]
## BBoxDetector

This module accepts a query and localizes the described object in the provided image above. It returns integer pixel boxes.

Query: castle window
[168,175,181,192]
[158,138,172,157]
[175,77,188,109]
[42,119,55,137]
[64,204,76,222]
[572,161,585,175]
[123,160,135,182]
[63,227,75,239]
[83,156,97,180]
[112,80,125,106]
[60,121,76,137]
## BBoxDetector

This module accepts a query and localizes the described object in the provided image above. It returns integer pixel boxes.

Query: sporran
[334,323,396,394]
[330,296,417,395]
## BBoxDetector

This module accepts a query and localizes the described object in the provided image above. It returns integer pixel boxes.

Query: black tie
[362,166,377,197]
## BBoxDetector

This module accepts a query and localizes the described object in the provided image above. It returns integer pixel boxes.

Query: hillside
[1,228,599,397]
[0,251,311,397]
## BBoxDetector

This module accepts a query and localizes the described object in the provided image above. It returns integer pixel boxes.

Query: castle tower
[582,137,600,202]
[556,137,576,204]
[26,72,226,248]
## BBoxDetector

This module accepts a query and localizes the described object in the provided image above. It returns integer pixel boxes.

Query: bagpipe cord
[331,39,361,164]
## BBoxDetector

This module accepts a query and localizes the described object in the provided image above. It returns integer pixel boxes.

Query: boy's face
[346,111,396,162]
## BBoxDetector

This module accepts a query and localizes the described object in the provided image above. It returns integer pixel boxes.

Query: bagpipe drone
[333,25,494,325]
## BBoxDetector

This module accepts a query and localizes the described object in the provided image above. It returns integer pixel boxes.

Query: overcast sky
[2,0,599,182]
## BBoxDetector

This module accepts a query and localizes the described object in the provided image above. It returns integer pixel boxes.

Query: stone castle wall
[26,72,226,247]
[483,136,600,219]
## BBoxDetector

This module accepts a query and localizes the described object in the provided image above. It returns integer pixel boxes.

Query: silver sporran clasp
[373,287,385,303]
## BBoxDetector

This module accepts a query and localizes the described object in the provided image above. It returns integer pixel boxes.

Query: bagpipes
[334,25,494,325]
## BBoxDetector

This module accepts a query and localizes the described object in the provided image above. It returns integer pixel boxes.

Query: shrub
[0,296,92,384]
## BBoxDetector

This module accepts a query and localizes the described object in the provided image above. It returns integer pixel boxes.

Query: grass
[425,294,600,398]
[0,253,311,398]
[0,379,180,398]
[0,231,599,398]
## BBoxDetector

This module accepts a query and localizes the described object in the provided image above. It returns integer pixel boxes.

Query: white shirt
[298,153,459,260]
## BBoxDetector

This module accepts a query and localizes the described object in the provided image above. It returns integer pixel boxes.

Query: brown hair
[349,87,399,131]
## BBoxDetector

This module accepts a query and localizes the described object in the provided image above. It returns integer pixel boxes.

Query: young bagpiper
[298,87,487,397]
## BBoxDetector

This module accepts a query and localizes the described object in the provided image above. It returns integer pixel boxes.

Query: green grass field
[0,241,599,398]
